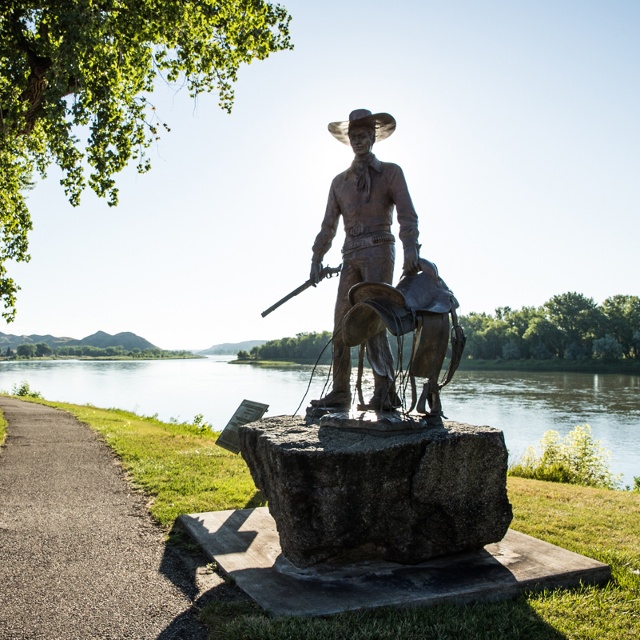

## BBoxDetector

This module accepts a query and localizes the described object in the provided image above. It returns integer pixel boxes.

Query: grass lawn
[2,397,639,639]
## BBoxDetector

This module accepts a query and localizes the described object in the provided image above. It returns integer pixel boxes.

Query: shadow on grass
[198,594,569,640]
[244,489,267,509]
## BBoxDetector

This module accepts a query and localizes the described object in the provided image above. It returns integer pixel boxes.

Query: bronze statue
[309,109,421,411]
[340,258,465,421]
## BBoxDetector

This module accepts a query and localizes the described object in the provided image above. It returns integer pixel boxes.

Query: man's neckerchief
[350,152,375,201]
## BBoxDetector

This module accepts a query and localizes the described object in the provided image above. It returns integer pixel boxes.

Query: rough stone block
[239,416,513,568]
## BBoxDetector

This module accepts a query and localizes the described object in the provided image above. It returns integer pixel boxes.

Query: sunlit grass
[507,477,640,588]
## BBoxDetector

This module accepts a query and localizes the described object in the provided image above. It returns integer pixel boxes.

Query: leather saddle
[342,258,459,347]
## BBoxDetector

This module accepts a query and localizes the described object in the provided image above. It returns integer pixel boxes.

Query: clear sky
[2,0,639,350]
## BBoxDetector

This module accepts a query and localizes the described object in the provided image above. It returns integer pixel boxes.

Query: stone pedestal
[238,416,513,568]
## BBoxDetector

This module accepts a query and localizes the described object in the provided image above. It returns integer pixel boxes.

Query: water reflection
[0,359,638,486]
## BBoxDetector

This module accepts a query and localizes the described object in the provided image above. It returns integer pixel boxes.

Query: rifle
[261,264,342,318]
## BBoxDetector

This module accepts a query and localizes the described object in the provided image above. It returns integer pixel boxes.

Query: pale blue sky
[3,0,639,349]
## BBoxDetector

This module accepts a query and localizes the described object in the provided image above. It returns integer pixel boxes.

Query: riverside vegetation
[2,344,197,360]
[1,390,639,639]
[236,292,640,373]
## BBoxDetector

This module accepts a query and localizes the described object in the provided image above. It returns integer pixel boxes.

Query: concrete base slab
[179,507,610,617]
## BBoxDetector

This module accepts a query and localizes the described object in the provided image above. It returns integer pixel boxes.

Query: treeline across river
[3,343,196,360]
[237,292,640,370]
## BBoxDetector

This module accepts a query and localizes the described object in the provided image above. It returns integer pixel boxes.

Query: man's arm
[388,164,420,274]
[310,181,341,283]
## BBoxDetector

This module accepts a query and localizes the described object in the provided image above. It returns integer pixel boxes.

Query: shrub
[11,381,43,398]
[192,413,212,433]
[509,424,621,489]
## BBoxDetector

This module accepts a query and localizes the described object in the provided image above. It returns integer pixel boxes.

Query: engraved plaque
[216,399,269,454]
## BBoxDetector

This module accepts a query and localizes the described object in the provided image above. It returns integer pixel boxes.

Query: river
[1,357,638,486]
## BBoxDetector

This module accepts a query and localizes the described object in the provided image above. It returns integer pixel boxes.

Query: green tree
[600,295,640,358]
[592,334,624,361]
[254,331,332,363]
[543,292,603,359]
[0,1,292,320]
[522,315,563,359]
[16,342,35,357]
[34,341,52,356]
[495,305,543,359]
[459,312,515,360]
[458,312,491,360]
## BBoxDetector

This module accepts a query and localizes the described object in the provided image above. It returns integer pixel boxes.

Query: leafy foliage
[461,293,640,362]
[249,293,640,367]
[509,424,622,489]
[0,0,292,319]
[10,380,42,398]
[239,331,334,363]
[5,343,195,359]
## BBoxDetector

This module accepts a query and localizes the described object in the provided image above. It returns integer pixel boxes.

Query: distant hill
[67,331,158,350]
[0,332,74,349]
[198,340,268,355]
[0,330,158,351]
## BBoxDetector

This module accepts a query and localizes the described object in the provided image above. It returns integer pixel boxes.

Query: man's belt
[345,223,390,237]
[342,230,395,254]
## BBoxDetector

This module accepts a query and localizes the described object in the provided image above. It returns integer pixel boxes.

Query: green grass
[3,396,639,639]
[0,409,6,446]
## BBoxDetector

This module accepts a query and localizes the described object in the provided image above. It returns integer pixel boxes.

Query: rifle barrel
[261,280,313,318]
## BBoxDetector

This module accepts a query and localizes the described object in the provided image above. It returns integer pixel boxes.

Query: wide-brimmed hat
[348,281,406,307]
[328,109,396,145]
[342,282,412,346]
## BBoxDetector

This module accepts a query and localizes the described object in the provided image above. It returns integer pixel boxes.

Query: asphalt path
[0,396,216,640]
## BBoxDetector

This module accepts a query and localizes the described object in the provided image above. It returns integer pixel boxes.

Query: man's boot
[309,389,352,409]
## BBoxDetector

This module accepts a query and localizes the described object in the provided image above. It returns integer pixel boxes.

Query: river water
[1,357,638,486]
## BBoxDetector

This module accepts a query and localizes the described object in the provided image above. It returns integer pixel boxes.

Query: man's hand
[402,245,420,275]
[310,261,323,285]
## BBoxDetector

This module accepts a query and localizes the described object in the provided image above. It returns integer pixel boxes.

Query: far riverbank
[231,357,640,376]
[0,354,201,362]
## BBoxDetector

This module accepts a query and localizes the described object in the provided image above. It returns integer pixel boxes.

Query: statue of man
[310,109,421,411]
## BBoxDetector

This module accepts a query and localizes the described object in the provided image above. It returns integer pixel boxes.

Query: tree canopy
[0,0,292,319]
[247,294,640,366]
[462,293,640,362]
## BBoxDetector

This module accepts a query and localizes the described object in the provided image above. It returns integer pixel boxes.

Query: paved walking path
[0,397,211,640]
